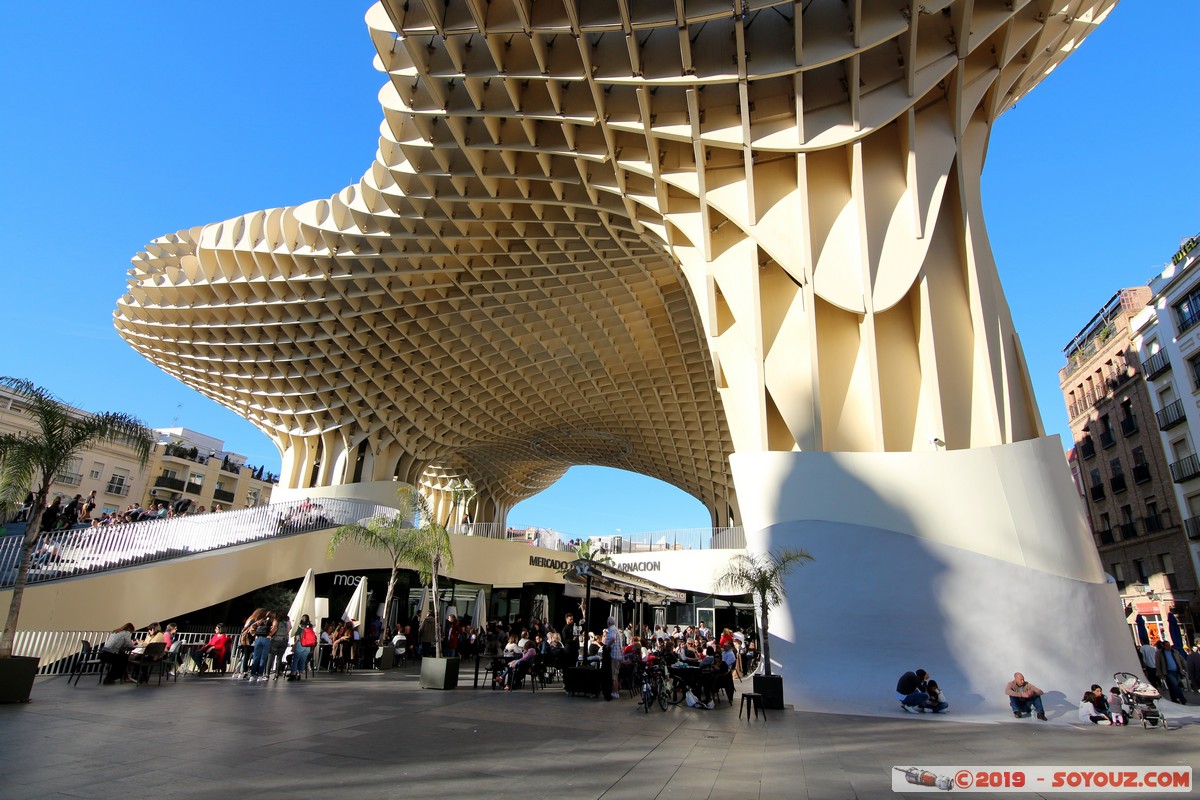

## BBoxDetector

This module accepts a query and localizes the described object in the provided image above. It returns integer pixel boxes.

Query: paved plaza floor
[2,666,1198,800]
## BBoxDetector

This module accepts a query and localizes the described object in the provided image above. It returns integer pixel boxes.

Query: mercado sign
[613,560,662,573]
[529,556,572,571]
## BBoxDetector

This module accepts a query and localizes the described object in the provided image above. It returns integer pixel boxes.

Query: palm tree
[327,486,426,634]
[574,537,614,565]
[570,538,614,643]
[0,378,154,659]
[714,548,814,677]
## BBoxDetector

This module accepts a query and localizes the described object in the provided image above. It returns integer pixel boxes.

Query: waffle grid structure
[115,0,1116,524]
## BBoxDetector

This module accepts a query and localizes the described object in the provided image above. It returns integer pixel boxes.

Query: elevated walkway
[0,498,390,588]
[1,500,741,636]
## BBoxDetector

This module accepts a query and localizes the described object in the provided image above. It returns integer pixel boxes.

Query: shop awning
[561,559,686,605]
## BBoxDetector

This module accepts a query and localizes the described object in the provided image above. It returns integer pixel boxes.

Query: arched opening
[508,465,712,542]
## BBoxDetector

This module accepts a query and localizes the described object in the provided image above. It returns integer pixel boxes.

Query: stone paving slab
[0,668,1197,800]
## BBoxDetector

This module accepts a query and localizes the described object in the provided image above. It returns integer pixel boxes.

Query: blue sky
[1,2,1196,536]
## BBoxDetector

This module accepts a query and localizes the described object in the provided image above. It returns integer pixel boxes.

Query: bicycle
[638,663,670,712]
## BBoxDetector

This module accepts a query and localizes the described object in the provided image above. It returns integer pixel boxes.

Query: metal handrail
[0,498,392,588]
[566,527,747,552]
[2,501,749,590]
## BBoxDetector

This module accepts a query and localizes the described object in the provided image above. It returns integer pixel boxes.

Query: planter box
[564,666,605,698]
[753,673,784,710]
[0,656,40,704]
[419,656,460,690]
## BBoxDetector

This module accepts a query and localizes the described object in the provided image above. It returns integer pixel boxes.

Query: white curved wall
[732,437,1141,717]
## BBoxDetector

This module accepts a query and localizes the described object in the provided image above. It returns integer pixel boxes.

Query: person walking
[1156,641,1187,705]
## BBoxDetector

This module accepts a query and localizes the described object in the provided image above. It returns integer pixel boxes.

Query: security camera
[931,437,946,448]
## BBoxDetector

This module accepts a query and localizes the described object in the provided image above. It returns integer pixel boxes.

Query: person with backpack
[268,612,291,679]
[289,615,317,681]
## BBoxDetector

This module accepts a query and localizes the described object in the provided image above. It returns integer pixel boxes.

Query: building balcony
[1132,463,1152,484]
[57,472,82,487]
[1118,522,1138,540]
[154,475,186,491]
[1100,430,1116,449]
[1186,517,1200,541]
[185,482,203,495]
[1089,483,1106,502]
[1142,350,1172,378]
[1078,438,1096,460]
[1098,528,1115,545]
[1170,453,1200,483]
[1120,415,1138,436]
[1143,514,1166,534]
[1110,473,1127,494]
[104,482,130,497]
[213,488,235,503]
[1156,399,1187,430]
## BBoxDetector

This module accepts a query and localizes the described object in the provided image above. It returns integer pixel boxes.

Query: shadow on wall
[741,451,1140,720]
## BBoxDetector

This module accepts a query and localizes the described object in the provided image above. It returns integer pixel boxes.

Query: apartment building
[142,427,276,511]
[1129,234,1200,642]
[1060,286,1197,643]
[0,386,276,520]
[0,385,150,515]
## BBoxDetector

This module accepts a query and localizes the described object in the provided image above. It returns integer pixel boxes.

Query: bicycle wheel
[667,674,688,705]
[656,676,669,710]
[642,682,654,713]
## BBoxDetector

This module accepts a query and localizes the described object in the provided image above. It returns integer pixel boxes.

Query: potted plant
[714,548,813,710]
[0,378,153,702]
[374,486,457,688]
[327,487,433,670]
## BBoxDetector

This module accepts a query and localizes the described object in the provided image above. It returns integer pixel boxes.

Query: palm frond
[714,549,814,605]
[0,377,155,659]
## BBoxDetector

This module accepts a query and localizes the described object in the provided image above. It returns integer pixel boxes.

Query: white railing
[1,499,745,590]
[0,498,391,588]
[570,527,746,553]
[13,628,242,677]
[447,522,504,538]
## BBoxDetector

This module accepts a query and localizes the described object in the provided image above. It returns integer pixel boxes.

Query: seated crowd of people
[90,609,760,705]
[21,492,229,538]
[275,499,332,534]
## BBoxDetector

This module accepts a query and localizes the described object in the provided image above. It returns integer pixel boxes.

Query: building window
[1131,447,1151,483]
[89,461,104,480]
[106,468,130,497]
[160,468,178,480]
[1176,289,1200,334]
[1161,554,1178,591]
[1190,354,1200,391]
[1099,415,1116,448]
[189,472,203,487]
[1111,459,1127,493]
[1134,558,1149,584]
[1111,563,1126,591]
[1145,499,1165,533]
[1120,505,1136,539]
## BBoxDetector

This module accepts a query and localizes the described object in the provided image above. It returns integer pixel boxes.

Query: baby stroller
[1113,672,1168,730]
